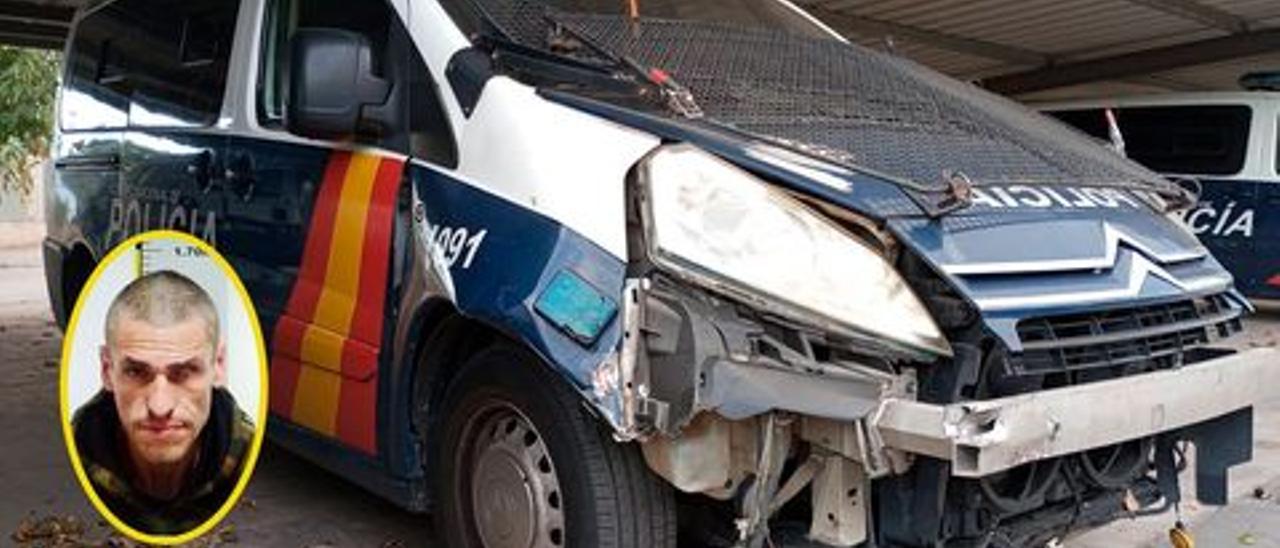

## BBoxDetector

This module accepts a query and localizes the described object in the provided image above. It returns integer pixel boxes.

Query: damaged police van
[45,0,1278,546]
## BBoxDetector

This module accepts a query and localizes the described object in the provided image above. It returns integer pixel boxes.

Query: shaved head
[105,270,219,355]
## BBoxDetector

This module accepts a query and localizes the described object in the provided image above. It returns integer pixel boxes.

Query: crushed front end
[597,144,1279,548]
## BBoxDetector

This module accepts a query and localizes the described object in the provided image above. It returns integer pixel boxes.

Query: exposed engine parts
[612,264,1266,547]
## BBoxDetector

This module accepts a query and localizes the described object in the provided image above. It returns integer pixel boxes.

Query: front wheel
[435,345,676,548]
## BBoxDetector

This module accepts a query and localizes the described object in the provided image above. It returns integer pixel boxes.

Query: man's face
[100,315,225,468]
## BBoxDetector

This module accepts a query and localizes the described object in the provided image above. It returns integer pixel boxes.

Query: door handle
[225,155,255,202]
[54,153,120,171]
[186,150,215,194]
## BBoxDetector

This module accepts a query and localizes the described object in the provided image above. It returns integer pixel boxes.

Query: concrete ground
[2,231,1278,548]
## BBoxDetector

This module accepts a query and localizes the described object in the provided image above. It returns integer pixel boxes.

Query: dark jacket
[71,387,255,535]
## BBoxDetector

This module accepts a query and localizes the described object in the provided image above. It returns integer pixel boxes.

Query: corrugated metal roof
[796,0,1280,99]
[1,0,1274,100]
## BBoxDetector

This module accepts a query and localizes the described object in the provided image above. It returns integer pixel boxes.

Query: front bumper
[876,347,1279,478]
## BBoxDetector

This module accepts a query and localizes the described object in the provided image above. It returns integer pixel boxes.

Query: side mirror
[286,28,390,140]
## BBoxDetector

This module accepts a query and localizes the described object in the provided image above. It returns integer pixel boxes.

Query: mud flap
[1187,407,1253,505]
[1155,407,1253,507]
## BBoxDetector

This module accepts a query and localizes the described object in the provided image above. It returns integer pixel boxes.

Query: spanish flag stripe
[291,153,382,435]
[267,355,301,417]
[269,150,402,453]
[298,324,346,373]
[270,152,350,420]
[310,152,381,335]
[267,316,308,415]
[337,370,379,454]
[284,152,352,320]
[348,158,403,346]
[336,158,403,453]
[289,365,342,434]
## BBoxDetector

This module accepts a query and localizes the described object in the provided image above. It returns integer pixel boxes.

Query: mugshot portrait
[62,234,265,537]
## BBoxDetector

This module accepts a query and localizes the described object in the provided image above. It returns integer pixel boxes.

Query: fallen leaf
[1122,489,1141,513]
[1238,532,1257,545]
[217,524,239,544]
[10,515,87,545]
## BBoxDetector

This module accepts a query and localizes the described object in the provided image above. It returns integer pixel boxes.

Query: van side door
[235,0,454,464]
[107,0,239,249]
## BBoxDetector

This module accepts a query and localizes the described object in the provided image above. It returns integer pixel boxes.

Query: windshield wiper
[544,14,704,119]
[458,0,703,118]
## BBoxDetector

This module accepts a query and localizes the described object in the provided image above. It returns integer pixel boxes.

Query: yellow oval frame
[58,230,269,545]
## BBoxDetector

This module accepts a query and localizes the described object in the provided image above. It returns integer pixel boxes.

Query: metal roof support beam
[0,0,73,26]
[0,31,63,50]
[980,27,1280,95]
[1122,0,1248,33]
[0,19,66,39]
[807,7,1051,66]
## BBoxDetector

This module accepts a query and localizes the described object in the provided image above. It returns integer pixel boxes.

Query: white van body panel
[1038,92,1280,183]
[398,2,663,260]
[453,77,661,259]
[402,0,473,132]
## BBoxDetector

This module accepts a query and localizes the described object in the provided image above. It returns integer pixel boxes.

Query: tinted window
[1050,106,1252,176]
[62,5,130,130]
[258,0,457,167]
[61,0,239,130]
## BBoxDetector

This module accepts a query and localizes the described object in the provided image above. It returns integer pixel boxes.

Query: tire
[434,344,676,548]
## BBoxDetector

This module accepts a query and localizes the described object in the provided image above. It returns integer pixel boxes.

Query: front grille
[1011,293,1242,374]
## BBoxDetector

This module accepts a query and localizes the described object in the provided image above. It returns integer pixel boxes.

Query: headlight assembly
[636,144,951,359]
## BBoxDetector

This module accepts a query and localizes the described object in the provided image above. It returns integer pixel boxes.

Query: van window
[1049,106,1251,176]
[61,0,239,130]
[257,0,458,167]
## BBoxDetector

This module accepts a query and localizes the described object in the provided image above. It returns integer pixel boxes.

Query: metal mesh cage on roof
[474,1,1176,194]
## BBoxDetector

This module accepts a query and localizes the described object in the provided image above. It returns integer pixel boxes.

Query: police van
[1043,84,1280,303]
[44,0,1280,546]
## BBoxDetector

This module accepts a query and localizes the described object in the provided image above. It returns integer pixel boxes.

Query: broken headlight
[636,144,951,359]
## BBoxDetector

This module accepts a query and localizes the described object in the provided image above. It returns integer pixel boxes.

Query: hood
[546,93,1239,351]
[520,15,1238,351]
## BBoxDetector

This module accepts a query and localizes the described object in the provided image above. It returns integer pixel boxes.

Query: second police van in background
[1043,75,1280,303]
[43,0,1280,546]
